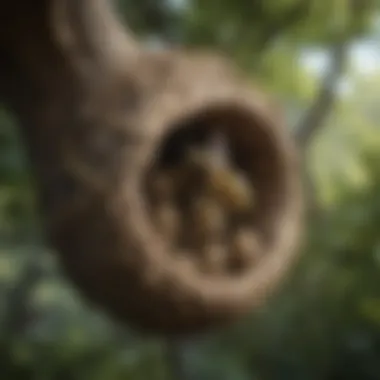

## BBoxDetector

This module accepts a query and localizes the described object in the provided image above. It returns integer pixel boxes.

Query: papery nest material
[0,0,303,337]
[47,51,303,336]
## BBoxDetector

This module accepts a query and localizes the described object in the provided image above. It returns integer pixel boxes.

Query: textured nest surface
[46,51,302,337]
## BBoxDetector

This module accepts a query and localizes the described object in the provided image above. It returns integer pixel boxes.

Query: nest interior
[143,104,286,278]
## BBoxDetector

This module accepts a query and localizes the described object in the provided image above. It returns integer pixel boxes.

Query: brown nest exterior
[0,1,303,337]
[45,51,303,337]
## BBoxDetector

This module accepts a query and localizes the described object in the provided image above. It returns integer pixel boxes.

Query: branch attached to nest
[52,0,139,77]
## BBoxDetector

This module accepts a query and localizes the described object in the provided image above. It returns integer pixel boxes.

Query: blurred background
[1,1,380,379]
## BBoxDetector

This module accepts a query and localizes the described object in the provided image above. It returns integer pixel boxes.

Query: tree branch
[53,0,139,77]
[295,38,349,217]
[295,40,349,150]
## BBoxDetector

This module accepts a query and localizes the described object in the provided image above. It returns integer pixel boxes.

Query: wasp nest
[0,0,302,339]
[38,51,303,337]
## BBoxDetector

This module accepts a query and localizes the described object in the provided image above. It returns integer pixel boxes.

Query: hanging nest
[41,50,303,337]
[0,1,303,337]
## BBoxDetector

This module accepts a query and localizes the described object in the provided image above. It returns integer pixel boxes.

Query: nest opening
[143,105,287,276]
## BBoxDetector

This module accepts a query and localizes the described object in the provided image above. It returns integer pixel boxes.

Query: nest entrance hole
[144,106,284,276]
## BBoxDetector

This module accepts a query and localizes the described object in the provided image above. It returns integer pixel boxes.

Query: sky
[301,40,380,76]
[300,39,380,95]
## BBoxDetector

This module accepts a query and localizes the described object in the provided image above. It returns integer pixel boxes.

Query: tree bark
[295,39,348,216]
